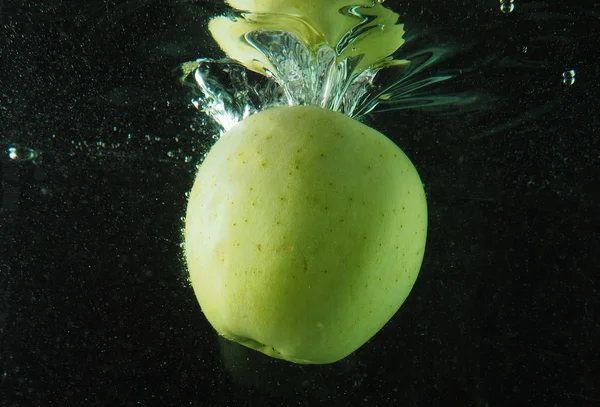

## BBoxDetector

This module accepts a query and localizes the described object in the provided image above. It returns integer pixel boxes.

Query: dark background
[1,0,599,406]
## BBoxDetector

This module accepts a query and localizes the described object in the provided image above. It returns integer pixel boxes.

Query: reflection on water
[180,2,477,136]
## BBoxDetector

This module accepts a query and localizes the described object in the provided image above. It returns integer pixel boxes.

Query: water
[1,1,598,405]
[2,0,586,164]
[181,0,587,142]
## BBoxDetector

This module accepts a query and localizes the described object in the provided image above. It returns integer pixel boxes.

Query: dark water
[1,0,599,406]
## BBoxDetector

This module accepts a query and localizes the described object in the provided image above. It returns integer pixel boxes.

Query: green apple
[185,105,427,364]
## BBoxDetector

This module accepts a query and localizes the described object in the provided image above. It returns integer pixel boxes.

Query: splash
[180,1,470,134]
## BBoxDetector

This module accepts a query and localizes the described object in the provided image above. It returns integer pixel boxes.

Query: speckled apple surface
[185,105,427,364]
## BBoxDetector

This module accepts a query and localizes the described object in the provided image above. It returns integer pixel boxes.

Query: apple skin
[184,105,427,364]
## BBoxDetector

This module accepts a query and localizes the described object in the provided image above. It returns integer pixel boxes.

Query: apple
[184,105,427,364]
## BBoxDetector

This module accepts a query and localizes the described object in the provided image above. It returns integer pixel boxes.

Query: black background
[1,0,599,406]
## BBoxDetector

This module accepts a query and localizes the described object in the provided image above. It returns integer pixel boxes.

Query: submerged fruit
[185,105,427,364]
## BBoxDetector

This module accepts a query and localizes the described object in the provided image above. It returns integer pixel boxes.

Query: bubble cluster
[7,145,36,162]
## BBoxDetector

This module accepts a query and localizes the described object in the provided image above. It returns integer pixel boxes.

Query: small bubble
[562,69,576,85]
[500,0,515,13]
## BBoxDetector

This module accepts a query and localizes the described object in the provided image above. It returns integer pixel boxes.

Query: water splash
[181,5,473,134]
[183,58,262,132]
[182,30,392,132]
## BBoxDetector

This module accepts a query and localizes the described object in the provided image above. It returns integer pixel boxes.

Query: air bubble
[500,0,514,13]
[562,69,576,85]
